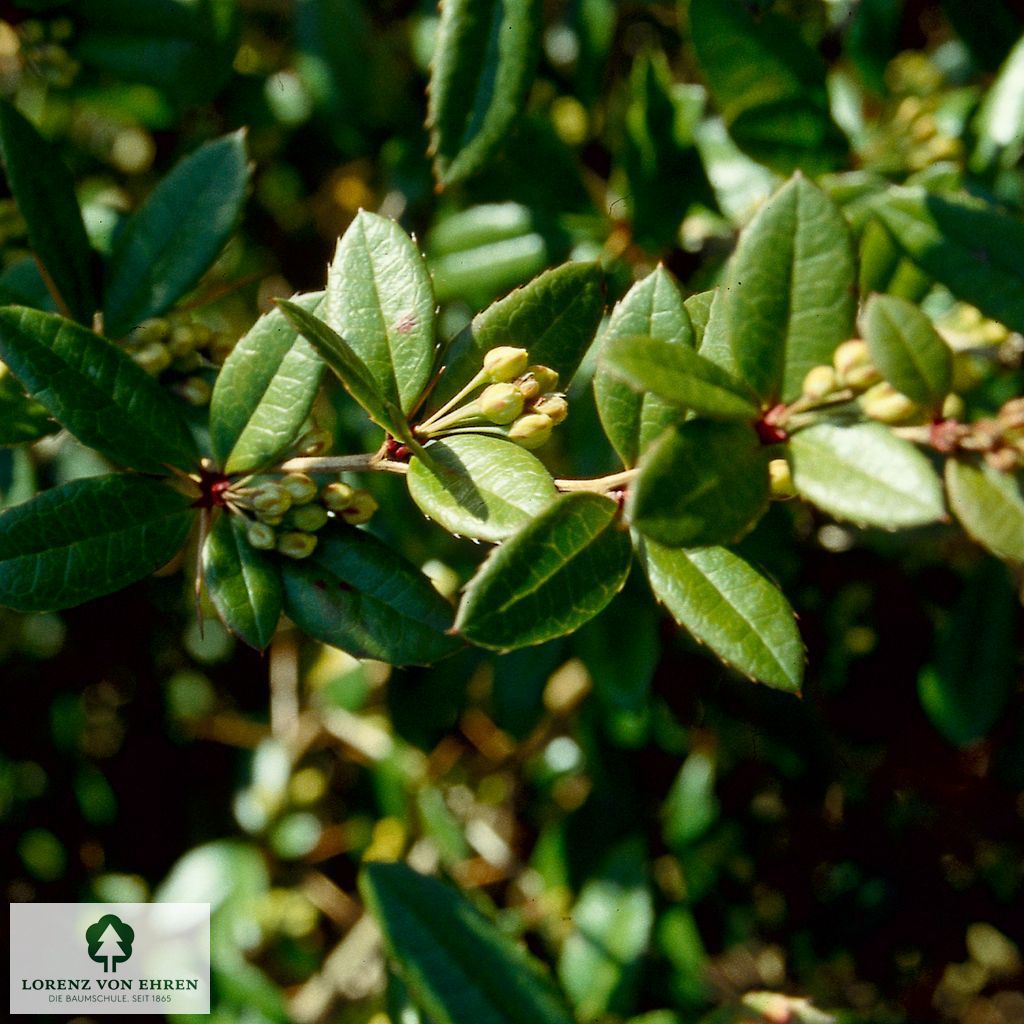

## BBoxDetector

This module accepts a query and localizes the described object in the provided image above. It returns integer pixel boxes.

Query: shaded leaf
[0,368,58,446]
[0,307,197,473]
[0,102,96,323]
[456,493,632,650]
[407,433,557,542]
[790,423,945,528]
[428,0,542,187]
[281,528,459,666]
[210,292,324,474]
[628,421,769,548]
[0,474,194,611]
[663,750,719,849]
[945,457,1024,563]
[103,131,249,337]
[203,513,282,650]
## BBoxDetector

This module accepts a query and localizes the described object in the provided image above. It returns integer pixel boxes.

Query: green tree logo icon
[85,914,135,973]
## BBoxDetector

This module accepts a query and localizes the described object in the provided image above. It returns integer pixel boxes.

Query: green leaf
[602,335,761,421]
[407,434,557,542]
[690,289,741,377]
[919,558,1017,747]
[593,267,694,467]
[210,292,324,474]
[663,750,719,849]
[0,474,194,611]
[360,861,575,1024]
[641,541,804,692]
[689,0,847,175]
[861,294,952,408]
[0,307,198,473]
[325,210,436,415]
[203,514,282,651]
[0,102,96,323]
[277,299,406,442]
[790,423,945,528]
[972,33,1024,172]
[280,528,459,666]
[628,421,769,548]
[455,493,632,651]
[0,368,57,446]
[427,0,542,187]
[433,262,605,411]
[103,132,249,337]
[945,457,1024,563]
[722,175,856,402]
[558,839,654,1021]
[871,186,1024,333]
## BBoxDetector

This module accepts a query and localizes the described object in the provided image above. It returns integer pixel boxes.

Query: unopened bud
[280,473,318,505]
[288,504,329,532]
[527,364,559,394]
[801,365,838,401]
[132,341,172,376]
[253,484,292,518]
[479,382,525,424]
[998,397,1024,431]
[172,376,212,407]
[321,482,356,510]
[278,531,318,559]
[130,318,170,346]
[246,521,277,550]
[985,447,1019,473]
[942,394,965,421]
[167,325,199,358]
[769,458,797,499]
[532,394,568,424]
[257,512,284,526]
[483,346,529,382]
[297,428,332,455]
[339,490,379,525]
[833,339,878,390]
[508,413,553,450]
[859,382,920,424]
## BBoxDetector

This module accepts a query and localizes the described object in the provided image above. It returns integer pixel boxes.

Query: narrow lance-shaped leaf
[325,211,436,415]
[428,0,542,187]
[0,307,198,473]
[103,131,249,337]
[0,102,96,323]
[628,421,770,548]
[203,513,282,651]
[640,540,804,693]
[722,174,856,403]
[407,434,557,542]
[789,422,945,528]
[861,294,952,409]
[0,474,195,612]
[210,292,324,474]
[281,528,460,666]
[594,267,694,467]
[456,493,632,651]
[361,861,576,1024]
[945,457,1024,564]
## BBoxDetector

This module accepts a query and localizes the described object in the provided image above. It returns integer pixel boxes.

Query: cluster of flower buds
[5,19,79,91]
[935,398,1024,473]
[240,474,378,559]
[124,317,234,406]
[415,346,567,450]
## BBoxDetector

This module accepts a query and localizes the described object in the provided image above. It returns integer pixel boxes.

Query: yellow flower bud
[508,413,553,450]
[172,376,212,407]
[321,482,356,510]
[131,341,172,376]
[801,365,838,401]
[483,346,529,382]
[859,382,920,424]
[246,521,277,550]
[833,339,878,390]
[278,531,318,559]
[288,504,329,532]
[479,382,525,424]
[253,484,292,518]
[532,394,568,424]
[339,490,379,526]
[280,473,318,505]
[526,364,559,393]
[941,393,965,421]
[167,325,200,359]
[769,458,797,500]
[129,318,170,346]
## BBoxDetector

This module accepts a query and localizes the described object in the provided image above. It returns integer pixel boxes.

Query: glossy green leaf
[602,335,760,421]
[427,0,542,187]
[919,558,1017,747]
[945,457,1024,563]
[722,175,856,402]
[790,423,945,528]
[407,433,557,542]
[641,541,804,692]
[689,0,847,175]
[103,132,249,337]
[972,33,1024,171]
[455,493,632,651]
[593,267,694,467]
[858,218,932,303]
[281,528,459,666]
[361,861,575,1024]
[861,294,952,408]
[0,307,198,473]
[871,186,1024,332]
[203,514,282,651]
[663,750,719,849]
[277,299,406,441]
[0,102,96,323]
[0,368,57,446]
[558,839,654,1021]
[433,262,604,411]
[628,421,769,548]
[324,210,436,415]
[210,292,324,474]
[0,474,194,611]
[691,289,741,377]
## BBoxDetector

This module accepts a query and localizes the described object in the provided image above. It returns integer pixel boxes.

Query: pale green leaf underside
[945,458,1024,564]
